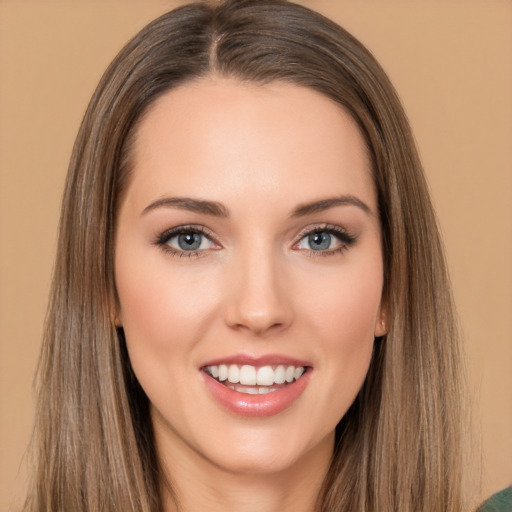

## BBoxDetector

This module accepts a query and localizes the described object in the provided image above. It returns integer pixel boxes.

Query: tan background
[0,1,510,510]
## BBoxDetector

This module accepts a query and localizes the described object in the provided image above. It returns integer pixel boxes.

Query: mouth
[203,364,308,395]
[200,357,312,417]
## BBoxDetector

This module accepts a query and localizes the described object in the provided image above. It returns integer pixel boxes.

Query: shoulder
[477,487,512,512]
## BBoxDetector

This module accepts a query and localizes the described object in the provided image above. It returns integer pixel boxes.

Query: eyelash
[154,223,357,259]
[293,224,358,257]
[154,225,218,259]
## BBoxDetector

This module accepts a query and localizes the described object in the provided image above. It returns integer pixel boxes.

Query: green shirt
[478,487,512,512]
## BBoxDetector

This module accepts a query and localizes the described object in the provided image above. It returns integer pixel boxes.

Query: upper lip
[201,353,312,368]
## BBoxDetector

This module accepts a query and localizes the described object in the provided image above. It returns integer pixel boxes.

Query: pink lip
[200,354,312,417]
[201,353,312,368]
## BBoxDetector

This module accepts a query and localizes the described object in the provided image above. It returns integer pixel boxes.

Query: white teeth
[239,365,257,385]
[225,384,280,395]
[294,367,305,380]
[228,364,240,383]
[256,366,274,386]
[206,363,307,387]
[274,365,286,384]
[218,364,228,382]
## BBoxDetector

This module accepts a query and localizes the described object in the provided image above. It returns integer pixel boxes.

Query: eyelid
[154,224,222,257]
[292,223,357,252]
[294,223,354,241]
[155,224,214,243]
[153,222,356,258]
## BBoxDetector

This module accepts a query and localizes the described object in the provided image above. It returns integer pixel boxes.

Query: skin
[115,77,386,512]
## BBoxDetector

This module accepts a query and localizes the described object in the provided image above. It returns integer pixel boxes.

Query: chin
[199,425,333,477]
[209,448,304,476]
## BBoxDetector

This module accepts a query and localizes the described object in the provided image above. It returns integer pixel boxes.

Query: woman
[24,0,473,510]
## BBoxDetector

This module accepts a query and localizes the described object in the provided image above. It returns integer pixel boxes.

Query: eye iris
[309,232,331,250]
[178,233,202,250]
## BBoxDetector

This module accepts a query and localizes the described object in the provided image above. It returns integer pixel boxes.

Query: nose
[223,247,293,337]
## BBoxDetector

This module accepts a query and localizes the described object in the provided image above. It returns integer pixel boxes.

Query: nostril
[231,319,285,336]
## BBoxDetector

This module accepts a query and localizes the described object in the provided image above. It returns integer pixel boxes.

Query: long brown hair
[25,1,468,510]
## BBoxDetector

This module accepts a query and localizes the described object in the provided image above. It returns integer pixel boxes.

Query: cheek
[313,281,379,379]
[320,283,380,347]
[301,257,383,346]
[295,257,383,421]
[114,253,220,398]
[116,252,217,344]
[114,258,227,424]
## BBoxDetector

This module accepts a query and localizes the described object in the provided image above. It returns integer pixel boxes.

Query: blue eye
[295,226,356,254]
[175,232,204,251]
[156,226,217,255]
[307,232,333,251]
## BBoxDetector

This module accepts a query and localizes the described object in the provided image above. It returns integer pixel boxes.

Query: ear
[374,305,388,337]
[113,311,123,327]
[109,296,123,327]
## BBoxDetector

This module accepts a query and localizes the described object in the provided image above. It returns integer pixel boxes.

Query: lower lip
[202,370,311,417]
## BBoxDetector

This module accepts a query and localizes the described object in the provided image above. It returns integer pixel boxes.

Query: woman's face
[115,77,386,477]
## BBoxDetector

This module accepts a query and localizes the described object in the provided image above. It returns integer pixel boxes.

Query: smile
[201,357,312,417]
[204,364,306,395]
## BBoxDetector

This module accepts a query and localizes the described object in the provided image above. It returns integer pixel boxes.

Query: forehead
[127,77,375,212]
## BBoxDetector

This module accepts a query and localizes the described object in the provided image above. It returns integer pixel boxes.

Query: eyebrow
[141,197,229,217]
[291,195,373,217]
[141,194,372,219]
